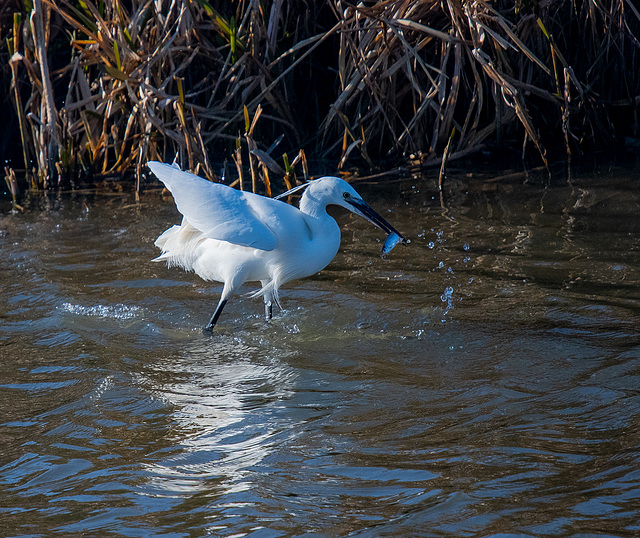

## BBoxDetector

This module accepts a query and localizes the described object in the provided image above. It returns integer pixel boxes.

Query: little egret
[149,161,407,331]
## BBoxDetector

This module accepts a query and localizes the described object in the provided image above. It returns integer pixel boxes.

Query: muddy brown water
[1,164,639,536]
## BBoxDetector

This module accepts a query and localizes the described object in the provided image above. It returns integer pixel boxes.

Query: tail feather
[153,220,204,271]
[151,252,171,262]
[249,280,282,309]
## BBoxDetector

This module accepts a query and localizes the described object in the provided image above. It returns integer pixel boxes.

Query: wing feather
[149,161,278,251]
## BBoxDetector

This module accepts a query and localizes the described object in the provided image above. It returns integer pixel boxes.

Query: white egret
[149,161,407,331]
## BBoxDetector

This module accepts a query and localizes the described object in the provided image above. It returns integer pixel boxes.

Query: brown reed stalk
[3,167,23,211]
[7,13,31,172]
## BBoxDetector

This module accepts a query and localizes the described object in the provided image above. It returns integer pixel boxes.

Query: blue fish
[381,232,407,256]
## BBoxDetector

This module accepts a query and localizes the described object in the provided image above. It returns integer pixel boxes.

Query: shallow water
[1,163,640,536]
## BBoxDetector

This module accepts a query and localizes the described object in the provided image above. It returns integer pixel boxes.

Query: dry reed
[1,0,638,192]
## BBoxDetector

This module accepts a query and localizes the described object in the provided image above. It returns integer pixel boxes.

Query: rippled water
[1,164,640,536]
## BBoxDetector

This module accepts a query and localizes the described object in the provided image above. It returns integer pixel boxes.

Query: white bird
[149,161,406,331]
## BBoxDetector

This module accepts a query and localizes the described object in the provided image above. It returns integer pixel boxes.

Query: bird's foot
[202,324,214,335]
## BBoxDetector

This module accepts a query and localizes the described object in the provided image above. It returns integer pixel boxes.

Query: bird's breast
[269,214,340,282]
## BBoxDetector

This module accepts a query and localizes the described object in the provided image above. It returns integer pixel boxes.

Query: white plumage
[149,161,406,331]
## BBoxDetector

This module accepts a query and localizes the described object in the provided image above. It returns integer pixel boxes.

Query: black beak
[348,199,406,241]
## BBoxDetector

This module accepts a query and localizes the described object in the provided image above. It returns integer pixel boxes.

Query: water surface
[1,164,639,536]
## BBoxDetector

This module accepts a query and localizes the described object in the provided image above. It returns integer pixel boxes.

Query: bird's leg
[203,298,227,333]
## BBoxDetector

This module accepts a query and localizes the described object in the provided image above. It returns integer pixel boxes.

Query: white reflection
[141,335,297,496]
[60,301,142,320]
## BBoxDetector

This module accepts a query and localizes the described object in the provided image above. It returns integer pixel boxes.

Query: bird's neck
[298,194,340,249]
[299,193,329,219]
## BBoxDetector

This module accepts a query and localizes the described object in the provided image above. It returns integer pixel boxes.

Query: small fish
[381,232,406,256]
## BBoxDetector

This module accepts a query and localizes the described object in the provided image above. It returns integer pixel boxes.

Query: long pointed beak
[347,198,406,240]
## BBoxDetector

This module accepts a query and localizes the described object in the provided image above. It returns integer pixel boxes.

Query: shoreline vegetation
[1,0,639,197]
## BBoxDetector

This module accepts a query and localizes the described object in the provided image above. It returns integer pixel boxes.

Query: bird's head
[303,177,407,242]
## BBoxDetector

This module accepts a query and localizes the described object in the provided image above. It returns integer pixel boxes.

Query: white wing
[149,161,278,251]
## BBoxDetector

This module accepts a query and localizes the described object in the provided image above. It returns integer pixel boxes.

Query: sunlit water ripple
[1,166,640,536]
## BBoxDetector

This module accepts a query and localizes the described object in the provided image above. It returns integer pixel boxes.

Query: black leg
[203,298,227,333]
[264,300,272,321]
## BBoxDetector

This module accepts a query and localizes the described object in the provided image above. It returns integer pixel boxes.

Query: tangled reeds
[1,0,639,192]
[330,0,640,168]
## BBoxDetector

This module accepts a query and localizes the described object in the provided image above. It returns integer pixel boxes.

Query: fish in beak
[346,198,409,255]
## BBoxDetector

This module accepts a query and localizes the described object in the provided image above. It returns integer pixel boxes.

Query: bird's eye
[343,192,350,199]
